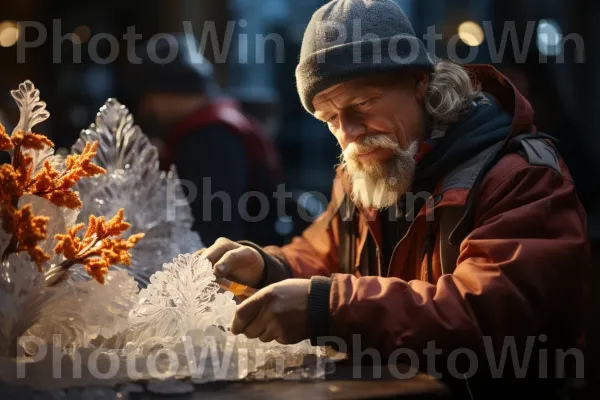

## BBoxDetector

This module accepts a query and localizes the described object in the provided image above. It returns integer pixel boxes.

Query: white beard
[342,136,418,210]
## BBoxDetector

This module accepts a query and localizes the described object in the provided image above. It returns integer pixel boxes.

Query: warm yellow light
[0,21,19,47]
[458,21,484,47]
[72,25,91,44]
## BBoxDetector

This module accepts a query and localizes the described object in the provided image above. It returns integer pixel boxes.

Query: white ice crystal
[0,254,50,357]
[10,80,49,137]
[9,80,59,177]
[71,99,203,286]
[126,253,236,346]
[0,81,56,357]
[23,270,139,350]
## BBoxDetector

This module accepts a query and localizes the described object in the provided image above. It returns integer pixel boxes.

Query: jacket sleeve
[327,157,589,358]
[242,172,346,287]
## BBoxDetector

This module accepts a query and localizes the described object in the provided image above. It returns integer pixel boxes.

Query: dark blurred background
[1,0,599,396]
[1,0,598,216]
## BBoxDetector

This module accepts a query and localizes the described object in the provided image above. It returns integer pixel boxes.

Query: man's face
[313,72,428,209]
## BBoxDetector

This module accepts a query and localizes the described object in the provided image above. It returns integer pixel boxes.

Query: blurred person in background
[124,33,282,246]
[200,0,589,397]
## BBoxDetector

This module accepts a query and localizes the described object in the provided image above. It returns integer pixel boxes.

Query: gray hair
[424,60,481,127]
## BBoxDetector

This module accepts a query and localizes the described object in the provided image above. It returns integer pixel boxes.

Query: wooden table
[137,362,451,400]
[0,362,451,400]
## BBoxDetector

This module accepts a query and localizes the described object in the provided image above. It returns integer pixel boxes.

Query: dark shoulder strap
[519,137,561,173]
[441,134,560,274]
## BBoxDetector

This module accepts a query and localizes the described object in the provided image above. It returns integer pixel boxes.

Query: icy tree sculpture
[104,252,315,383]
[127,254,236,344]
[71,99,203,286]
[0,81,143,357]
[0,82,324,390]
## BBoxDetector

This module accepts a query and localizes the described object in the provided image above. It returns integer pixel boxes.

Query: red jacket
[257,65,589,366]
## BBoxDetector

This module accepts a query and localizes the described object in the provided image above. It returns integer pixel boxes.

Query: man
[201,0,588,394]
[125,34,282,246]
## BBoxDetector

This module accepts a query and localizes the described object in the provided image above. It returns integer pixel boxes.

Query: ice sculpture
[0,81,142,357]
[0,81,328,390]
[10,80,50,136]
[102,252,318,384]
[23,270,139,352]
[8,82,64,182]
[10,196,139,351]
[127,254,236,345]
[0,253,50,357]
[71,99,203,286]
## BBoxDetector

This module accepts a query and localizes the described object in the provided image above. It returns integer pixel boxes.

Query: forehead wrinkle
[314,82,361,113]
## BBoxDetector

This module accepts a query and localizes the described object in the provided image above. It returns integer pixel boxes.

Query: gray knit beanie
[296,0,435,114]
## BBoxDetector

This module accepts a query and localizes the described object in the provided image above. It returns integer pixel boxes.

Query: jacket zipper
[364,204,429,278]
[386,216,421,277]
[420,222,435,283]
[364,222,383,277]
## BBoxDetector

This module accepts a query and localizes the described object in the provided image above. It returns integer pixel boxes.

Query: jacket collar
[464,64,536,137]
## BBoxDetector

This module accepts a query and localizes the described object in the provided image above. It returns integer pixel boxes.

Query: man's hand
[231,279,310,344]
[197,238,265,287]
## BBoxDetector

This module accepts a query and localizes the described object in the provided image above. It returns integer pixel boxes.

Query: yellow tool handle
[215,277,258,297]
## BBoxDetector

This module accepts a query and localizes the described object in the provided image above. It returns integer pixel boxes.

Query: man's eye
[356,100,371,107]
[326,115,337,123]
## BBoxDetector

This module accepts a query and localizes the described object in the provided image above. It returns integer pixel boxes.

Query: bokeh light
[0,21,19,47]
[458,21,485,47]
[537,19,563,56]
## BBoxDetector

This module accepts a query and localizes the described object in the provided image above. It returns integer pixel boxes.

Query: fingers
[229,280,310,345]
[194,248,207,256]
[258,325,279,343]
[213,246,259,284]
[232,296,279,343]
[202,237,238,266]
[239,304,270,339]
[231,289,271,335]
[201,238,263,286]
[213,246,246,277]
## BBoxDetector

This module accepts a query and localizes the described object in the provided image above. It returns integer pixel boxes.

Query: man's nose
[338,112,366,145]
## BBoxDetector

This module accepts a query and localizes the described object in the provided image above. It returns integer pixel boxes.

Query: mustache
[342,134,398,161]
